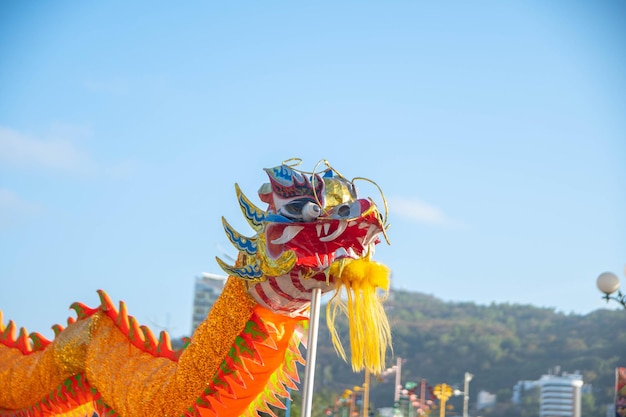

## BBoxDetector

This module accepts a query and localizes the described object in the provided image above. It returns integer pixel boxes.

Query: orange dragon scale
[0,159,392,417]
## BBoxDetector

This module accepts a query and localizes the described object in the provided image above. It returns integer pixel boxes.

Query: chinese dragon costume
[0,159,392,417]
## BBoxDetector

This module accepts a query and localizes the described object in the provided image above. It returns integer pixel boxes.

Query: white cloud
[0,188,23,208]
[387,196,462,228]
[0,188,41,229]
[0,125,94,173]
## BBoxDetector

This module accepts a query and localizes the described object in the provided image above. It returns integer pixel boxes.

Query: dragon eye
[302,202,322,221]
[283,202,303,215]
[336,204,351,218]
[278,199,321,221]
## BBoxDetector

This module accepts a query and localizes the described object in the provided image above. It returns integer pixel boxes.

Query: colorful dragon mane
[0,159,392,417]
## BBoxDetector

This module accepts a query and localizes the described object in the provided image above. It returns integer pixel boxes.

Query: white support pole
[463,372,473,417]
[394,357,402,403]
[301,288,322,417]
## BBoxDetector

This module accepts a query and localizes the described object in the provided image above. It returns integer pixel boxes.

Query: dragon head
[217,159,392,373]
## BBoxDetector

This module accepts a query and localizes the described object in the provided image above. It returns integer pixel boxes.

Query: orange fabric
[201,305,303,417]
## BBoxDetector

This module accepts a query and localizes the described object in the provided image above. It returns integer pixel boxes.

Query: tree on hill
[287,288,626,417]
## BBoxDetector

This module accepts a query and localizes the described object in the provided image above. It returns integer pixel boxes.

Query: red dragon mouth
[264,203,383,273]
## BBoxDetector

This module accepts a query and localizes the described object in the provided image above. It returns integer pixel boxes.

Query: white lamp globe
[597,272,620,295]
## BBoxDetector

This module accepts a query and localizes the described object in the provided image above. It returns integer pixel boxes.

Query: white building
[191,273,227,333]
[476,390,497,411]
[538,371,583,417]
[512,379,542,405]
[513,369,584,417]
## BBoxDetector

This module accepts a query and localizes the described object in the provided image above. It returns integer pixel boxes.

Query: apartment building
[512,369,584,417]
[191,272,226,333]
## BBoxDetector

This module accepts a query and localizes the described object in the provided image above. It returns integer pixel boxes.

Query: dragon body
[0,160,392,417]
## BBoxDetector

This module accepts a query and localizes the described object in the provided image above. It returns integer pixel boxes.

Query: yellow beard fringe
[326,257,392,375]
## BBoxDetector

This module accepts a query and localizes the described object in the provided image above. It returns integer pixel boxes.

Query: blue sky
[1,1,625,340]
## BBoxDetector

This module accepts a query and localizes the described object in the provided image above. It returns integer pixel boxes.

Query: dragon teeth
[319,221,348,242]
[315,253,330,269]
[270,225,304,244]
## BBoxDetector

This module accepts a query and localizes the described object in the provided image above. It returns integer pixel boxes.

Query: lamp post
[362,369,370,417]
[453,373,473,417]
[433,384,453,417]
[378,357,402,403]
[596,267,626,309]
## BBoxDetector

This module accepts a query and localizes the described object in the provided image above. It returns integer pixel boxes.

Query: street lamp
[379,357,402,403]
[453,372,473,417]
[596,268,626,309]
[433,384,453,417]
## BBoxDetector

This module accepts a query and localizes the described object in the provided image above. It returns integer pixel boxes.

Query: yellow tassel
[326,257,392,375]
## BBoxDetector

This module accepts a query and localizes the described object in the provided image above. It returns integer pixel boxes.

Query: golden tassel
[326,257,392,375]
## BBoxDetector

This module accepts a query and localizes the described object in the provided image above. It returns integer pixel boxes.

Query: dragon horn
[221,217,258,256]
[235,183,265,232]
[215,257,264,282]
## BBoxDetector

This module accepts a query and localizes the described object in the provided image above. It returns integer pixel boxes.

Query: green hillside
[288,288,626,417]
